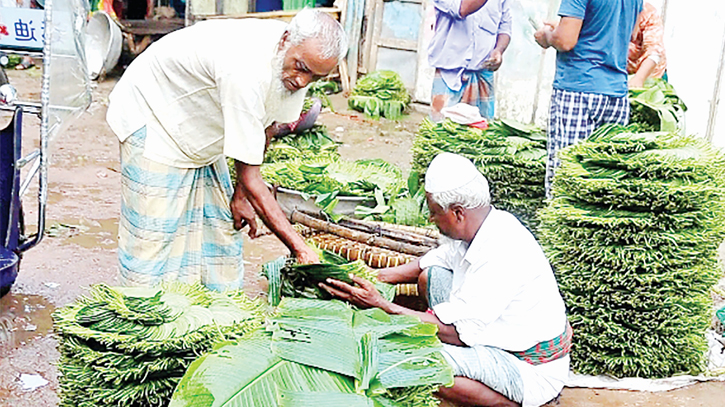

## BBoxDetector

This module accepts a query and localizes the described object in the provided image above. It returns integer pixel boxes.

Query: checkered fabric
[432,69,495,120]
[118,127,244,292]
[546,88,630,197]
[511,321,573,366]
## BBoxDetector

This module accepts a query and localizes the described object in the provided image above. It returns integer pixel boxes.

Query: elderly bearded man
[106,10,347,291]
[322,153,571,407]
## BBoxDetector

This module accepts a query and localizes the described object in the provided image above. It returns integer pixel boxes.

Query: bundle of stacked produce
[262,249,396,306]
[53,283,265,407]
[262,156,405,215]
[629,77,687,132]
[307,79,341,111]
[412,118,547,230]
[349,70,411,120]
[170,298,454,407]
[539,124,725,378]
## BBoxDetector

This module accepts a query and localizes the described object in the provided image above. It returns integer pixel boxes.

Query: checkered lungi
[546,88,630,196]
[431,69,495,120]
[118,126,244,292]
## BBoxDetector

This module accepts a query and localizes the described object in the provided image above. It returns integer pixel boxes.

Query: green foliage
[355,172,431,227]
[307,80,341,111]
[629,77,687,132]
[349,71,410,120]
[411,118,546,231]
[53,283,266,407]
[169,299,454,407]
[264,124,341,164]
[262,250,396,306]
[539,127,725,378]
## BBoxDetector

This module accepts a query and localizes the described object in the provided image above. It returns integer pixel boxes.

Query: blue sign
[0,8,45,51]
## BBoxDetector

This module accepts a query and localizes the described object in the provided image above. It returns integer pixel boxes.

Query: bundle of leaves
[349,70,411,120]
[307,80,341,111]
[538,124,725,378]
[262,248,396,306]
[629,77,687,132]
[170,298,454,407]
[355,171,431,227]
[411,118,547,230]
[264,124,340,164]
[53,283,266,407]
[262,156,405,212]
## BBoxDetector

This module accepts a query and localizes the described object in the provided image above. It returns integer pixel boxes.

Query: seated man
[321,152,571,407]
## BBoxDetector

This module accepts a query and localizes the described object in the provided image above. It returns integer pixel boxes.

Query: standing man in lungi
[534,0,642,196]
[322,153,571,407]
[106,10,347,291]
[428,0,511,121]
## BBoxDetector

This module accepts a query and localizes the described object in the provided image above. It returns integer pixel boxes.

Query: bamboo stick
[337,218,439,247]
[291,210,431,256]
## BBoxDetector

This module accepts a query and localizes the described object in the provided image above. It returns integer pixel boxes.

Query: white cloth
[106,19,307,168]
[424,152,486,193]
[419,207,570,406]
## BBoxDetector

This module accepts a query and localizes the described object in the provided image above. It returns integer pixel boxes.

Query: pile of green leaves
[169,298,454,407]
[53,283,265,407]
[262,156,405,211]
[307,80,341,111]
[629,77,687,132]
[355,171,431,227]
[264,124,340,163]
[263,249,396,306]
[349,71,411,120]
[539,124,725,378]
[412,118,547,230]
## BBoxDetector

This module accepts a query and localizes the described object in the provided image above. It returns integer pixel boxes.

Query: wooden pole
[706,27,725,142]
[337,218,439,247]
[291,211,432,256]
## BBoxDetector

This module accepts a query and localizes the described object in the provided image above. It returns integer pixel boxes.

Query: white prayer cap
[425,153,485,193]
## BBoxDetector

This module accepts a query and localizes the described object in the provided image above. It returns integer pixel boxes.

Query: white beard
[267,46,294,114]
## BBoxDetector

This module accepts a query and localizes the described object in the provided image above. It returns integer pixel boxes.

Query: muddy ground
[0,67,724,407]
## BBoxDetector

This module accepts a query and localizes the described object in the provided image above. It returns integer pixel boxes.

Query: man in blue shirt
[534,0,643,196]
[428,0,512,121]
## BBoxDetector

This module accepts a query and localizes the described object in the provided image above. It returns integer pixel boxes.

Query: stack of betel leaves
[169,298,454,407]
[262,248,397,306]
[262,156,405,213]
[412,117,547,230]
[349,70,411,120]
[53,283,265,407]
[538,124,725,378]
[629,77,687,132]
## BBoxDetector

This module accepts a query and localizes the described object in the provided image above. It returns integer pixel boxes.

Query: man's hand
[320,275,387,310]
[534,23,555,48]
[294,245,320,265]
[481,49,503,71]
[230,190,259,238]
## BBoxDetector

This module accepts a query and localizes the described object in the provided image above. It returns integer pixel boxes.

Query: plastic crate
[282,0,315,11]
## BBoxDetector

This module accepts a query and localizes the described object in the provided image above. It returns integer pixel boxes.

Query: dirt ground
[0,67,724,407]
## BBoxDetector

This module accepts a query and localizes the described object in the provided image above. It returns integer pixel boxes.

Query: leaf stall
[53,283,266,407]
[264,124,341,164]
[348,71,411,120]
[538,124,725,378]
[169,299,454,407]
[411,118,547,230]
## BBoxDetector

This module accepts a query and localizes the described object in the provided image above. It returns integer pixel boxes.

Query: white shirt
[106,19,306,168]
[420,206,567,351]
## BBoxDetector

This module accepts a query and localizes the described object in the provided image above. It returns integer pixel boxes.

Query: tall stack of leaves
[262,248,396,306]
[349,70,411,120]
[53,283,265,407]
[170,298,454,407]
[264,124,340,163]
[538,124,725,378]
[411,118,547,230]
[629,77,687,132]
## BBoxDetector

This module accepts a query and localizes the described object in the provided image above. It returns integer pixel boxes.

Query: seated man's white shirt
[106,19,306,168]
[419,206,570,406]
